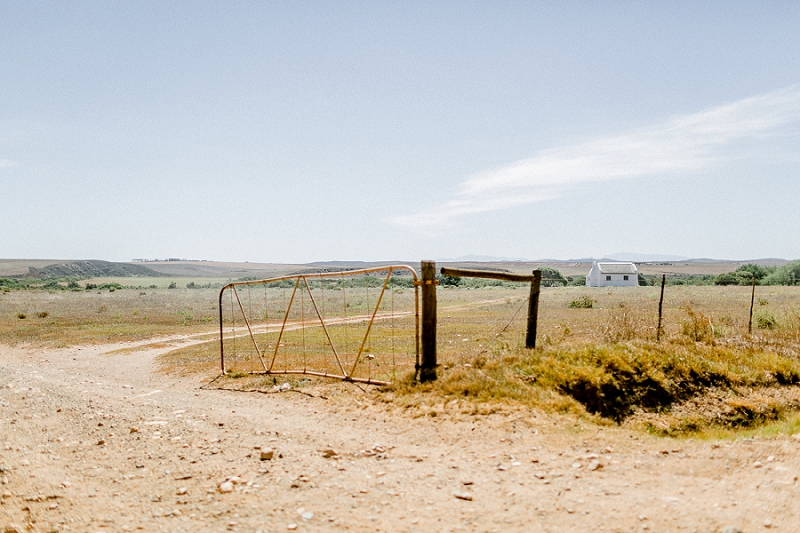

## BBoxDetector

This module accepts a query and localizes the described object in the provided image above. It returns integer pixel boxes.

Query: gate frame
[218,265,420,385]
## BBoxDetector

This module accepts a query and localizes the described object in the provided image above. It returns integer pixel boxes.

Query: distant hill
[606,252,691,262]
[28,260,165,279]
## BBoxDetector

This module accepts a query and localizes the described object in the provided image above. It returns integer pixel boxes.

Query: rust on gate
[218,265,420,386]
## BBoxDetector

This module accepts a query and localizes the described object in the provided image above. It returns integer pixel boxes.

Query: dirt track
[2,340,800,533]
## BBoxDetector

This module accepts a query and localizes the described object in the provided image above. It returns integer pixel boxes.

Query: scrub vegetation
[3,271,800,436]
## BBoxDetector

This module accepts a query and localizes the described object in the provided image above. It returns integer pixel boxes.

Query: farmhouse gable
[586,261,638,287]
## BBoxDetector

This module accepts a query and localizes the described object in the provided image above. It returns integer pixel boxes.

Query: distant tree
[540,267,567,287]
[762,261,800,286]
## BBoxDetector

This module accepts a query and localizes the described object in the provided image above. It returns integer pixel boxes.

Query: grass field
[2,279,799,435]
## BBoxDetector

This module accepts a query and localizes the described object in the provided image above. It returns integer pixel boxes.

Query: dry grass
[4,281,800,435]
[0,287,219,346]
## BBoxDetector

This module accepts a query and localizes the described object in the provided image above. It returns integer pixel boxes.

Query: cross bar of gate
[439,266,542,350]
[218,265,420,385]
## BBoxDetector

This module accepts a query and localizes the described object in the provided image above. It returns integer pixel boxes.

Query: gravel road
[1,340,799,532]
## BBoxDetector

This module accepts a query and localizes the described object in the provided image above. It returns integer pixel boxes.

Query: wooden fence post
[419,260,437,382]
[525,270,542,349]
[656,274,666,342]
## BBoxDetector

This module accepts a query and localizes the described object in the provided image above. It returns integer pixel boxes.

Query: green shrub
[569,296,595,309]
[755,310,778,330]
[540,267,567,287]
[438,274,462,287]
[762,261,800,286]
[35,311,49,318]
[168,282,177,289]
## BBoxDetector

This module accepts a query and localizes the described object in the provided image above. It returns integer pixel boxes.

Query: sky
[2,1,800,263]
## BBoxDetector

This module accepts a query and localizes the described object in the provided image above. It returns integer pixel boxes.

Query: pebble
[722,527,742,533]
[176,487,188,495]
[321,449,337,458]
[287,524,298,530]
[260,448,275,461]
[2,490,12,498]
[588,460,602,471]
[97,439,106,445]
[764,519,773,528]
[218,481,234,493]
[453,491,473,501]
[301,511,313,520]
[753,461,763,468]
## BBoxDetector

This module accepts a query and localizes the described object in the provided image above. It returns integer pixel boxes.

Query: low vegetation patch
[385,339,800,431]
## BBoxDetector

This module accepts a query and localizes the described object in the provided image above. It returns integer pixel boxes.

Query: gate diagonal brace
[219,265,421,385]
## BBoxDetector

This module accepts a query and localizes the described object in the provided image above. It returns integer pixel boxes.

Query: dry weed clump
[679,306,716,344]
[600,304,649,343]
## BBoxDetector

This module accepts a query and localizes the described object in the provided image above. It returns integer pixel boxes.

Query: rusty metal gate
[218,265,419,385]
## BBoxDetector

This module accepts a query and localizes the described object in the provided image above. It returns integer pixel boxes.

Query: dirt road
[1,340,799,532]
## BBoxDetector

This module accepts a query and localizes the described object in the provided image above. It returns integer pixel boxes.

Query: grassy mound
[388,339,800,428]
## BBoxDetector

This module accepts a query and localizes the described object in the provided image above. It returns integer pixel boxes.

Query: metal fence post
[656,274,666,342]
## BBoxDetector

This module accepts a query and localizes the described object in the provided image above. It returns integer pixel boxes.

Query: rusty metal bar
[302,277,347,376]
[246,369,390,386]
[348,268,393,378]
[219,288,225,373]
[268,277,301,372]
[218,265,419,385]
[232,285,269,372]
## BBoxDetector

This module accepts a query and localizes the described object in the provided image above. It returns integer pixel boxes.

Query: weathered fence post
[656,274,666,342]
[419,260,437,382]
[748,273,756,334]
[525,270,542,349]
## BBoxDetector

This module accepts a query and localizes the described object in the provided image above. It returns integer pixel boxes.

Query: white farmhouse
[586,261,638,287]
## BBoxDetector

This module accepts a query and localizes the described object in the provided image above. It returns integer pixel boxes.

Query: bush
[168,282,177,289]
[35,311,49,318]
[540,267,567,287]
[755,310,778,330]
[438,274,462,287]
[569,296,595,309]
[762,261,800,286]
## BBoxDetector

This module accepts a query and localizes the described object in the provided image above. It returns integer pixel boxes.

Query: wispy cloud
[391,85,800,229]
[0,159,18,169]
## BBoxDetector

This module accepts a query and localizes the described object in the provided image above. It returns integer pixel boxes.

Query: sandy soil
[2,340,799,533]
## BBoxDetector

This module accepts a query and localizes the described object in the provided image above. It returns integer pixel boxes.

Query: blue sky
[2,1,799,262]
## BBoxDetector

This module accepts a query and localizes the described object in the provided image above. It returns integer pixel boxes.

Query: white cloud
[0,159,18,169]
[391,85,800,229]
